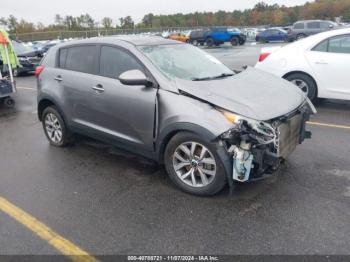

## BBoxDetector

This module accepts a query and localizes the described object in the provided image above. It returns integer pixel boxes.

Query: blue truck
[189,27,247,47]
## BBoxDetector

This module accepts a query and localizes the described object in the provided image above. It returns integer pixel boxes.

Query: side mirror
[118,70,152,86]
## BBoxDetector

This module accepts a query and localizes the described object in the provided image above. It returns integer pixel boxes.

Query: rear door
[305,34,350,99]
[57,45,100,128]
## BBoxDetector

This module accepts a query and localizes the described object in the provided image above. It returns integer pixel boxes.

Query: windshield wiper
[191,73,234,81]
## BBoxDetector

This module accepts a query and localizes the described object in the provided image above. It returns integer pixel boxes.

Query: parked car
[256,28,288,43]
[37,36,315,196]
[204,27,246,47]
[287,20,340,42]
[256,28,350,101]
[169,33,190,43]
[11,41,42,76]
[189,29,207,46]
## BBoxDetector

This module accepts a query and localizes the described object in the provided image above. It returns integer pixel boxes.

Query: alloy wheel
[44,113,63,143]
[172,142,217,188]
[291,79,309,95]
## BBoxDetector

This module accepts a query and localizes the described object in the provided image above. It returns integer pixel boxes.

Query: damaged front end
[219,99,316,183]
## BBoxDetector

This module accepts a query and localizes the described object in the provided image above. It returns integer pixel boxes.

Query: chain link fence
[14,26,265,42]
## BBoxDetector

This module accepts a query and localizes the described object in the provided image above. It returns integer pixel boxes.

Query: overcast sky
[2,0,309,25]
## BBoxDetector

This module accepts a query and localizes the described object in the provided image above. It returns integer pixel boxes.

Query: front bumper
[220,100,314,182]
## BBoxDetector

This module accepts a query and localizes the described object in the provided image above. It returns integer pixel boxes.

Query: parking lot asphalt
[0,43,350,257]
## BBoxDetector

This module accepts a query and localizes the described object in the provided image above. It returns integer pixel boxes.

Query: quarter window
[99,46,144,79]
[64,46,97,74]
[58,48,67,68]
[312,40,328,52]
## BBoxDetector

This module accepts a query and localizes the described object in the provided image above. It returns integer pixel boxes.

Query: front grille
[27,57,41,65]
[277,113,303,158]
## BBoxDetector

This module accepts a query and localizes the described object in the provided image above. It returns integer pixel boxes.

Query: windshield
[12,41,35,55]
[138,44,233,81]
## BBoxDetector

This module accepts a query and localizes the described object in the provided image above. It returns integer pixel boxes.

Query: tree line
[1,0,350,35]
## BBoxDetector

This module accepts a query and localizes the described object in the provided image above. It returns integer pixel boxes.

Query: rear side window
[307,22,320,29]
[99,46,144,79]
[328,35,350,54]
[64,46,97,74]
[294,23,304,29]
[312,35,350,54]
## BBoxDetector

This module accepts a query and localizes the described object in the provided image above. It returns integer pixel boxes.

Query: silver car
[36,36,315,196]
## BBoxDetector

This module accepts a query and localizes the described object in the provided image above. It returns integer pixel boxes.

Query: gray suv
[288,20,339,41]
[37,36,315,196]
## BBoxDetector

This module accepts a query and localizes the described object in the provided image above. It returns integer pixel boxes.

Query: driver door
[90,45,158,151]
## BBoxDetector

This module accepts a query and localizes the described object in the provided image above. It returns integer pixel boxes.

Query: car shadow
[74,135,279,200]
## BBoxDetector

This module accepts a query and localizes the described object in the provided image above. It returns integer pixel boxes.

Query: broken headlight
[218,108,279,148]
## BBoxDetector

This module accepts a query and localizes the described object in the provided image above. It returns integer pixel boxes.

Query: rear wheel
[285,73,317,101]
[42,106,73,147]
[164,132,226,196]
[296,34,306,40]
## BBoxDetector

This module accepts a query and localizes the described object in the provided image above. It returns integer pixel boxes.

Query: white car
[255,28,350,101]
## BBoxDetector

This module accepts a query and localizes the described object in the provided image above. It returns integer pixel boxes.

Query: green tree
[101,17,113,29]
[119,16,134,29]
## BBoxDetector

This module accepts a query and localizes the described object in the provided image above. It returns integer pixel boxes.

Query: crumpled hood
[175,67,306,121]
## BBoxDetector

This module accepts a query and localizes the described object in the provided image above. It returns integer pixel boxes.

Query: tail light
[258,53,270,62]
[35,66,44,77]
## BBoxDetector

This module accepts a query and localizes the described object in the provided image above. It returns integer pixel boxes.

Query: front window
[138,44,233,81]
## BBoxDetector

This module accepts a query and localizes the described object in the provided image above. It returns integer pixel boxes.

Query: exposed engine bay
[220,100,316,182]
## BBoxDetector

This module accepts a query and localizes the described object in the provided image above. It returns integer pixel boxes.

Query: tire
[230,37,239,46]
[3,97,15,108]
[42,106,73,147]
[285,73,317,101]
[164,132,227,196]
[206,37,214,47]
[296,34,306,40]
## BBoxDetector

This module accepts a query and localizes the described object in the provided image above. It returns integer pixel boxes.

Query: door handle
[92,84,104,92]
[54,76,63,82]
[315,61,328,65]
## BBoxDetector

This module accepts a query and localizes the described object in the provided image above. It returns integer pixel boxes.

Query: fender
[37,94,68,124]
[155,122,232,188]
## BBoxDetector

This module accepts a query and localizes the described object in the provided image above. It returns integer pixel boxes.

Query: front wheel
[206,37,214,47]
[285,73,317,101]
[42,106,73,147]
[164,132,226,196]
